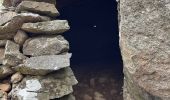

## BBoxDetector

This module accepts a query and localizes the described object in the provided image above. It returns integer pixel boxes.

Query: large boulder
[21,20,70,34]
[0,12,50,39]
[120,0,170,99]
[11,67,78,100]
[16,1,59,17]
[15,53,72,75]
[3,40,26,66]
[23,35,69,56]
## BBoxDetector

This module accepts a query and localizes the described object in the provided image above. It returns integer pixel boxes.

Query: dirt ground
[72,63,123,100]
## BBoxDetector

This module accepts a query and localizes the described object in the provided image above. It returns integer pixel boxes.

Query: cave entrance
[57,0,123,99]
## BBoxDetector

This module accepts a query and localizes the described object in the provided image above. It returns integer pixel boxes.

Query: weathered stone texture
[23,35,69,56]
[21,20,70,34]
[16,1,59,17]
[120,0,170,99]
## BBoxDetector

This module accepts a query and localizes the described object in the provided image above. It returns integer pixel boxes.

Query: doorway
[57,0,123,99]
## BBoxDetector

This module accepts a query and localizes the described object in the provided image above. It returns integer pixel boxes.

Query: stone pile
[0,0,78,100]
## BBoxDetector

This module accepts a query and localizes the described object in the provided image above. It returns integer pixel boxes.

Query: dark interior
[57,0,123,99]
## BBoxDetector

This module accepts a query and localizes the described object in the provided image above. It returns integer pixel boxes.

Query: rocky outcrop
[120,0,170,100]
[0,0,77,100]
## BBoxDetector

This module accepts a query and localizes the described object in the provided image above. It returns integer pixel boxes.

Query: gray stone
[0,12,50,39]
[11,67,78,100]
[120,0,170,99]
[23,35,69,56]
[0,11,17,26]
[0,48,4,64]
[14,30,28,45]
[0,65,14,79]
[16,1,59,17]
[0,40,7,47]
[3,40,27,66]
[15,53,72,75]
[21,20,70,34]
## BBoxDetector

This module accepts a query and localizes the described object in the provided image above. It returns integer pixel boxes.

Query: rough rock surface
[11,72,23,83]
[3,40,26,66]
[23,0,56,5]
[120,0,170,99]
[23,35,69,56]
[11,67,78,100]
[0,12,50,39]
[14,30,28,45]
[15,53,71,75]
[0,48,4,64]
[21,20,70,34]
[0,11,17,26]
[16,1,59,17]
[0,66,14,79]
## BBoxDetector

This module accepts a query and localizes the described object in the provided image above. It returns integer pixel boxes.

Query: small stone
[11,67,78,99]
[21,20,70,34]
[14,30,28,45]
[0,83,11,92]
[0,48,4,64]
[0,11,17,26]
[84,94,92,100]
[3,40,27,66]
[23,35,69,56]
[0,90,7,100]
[0,66,14,79]
[16,1,59,17]
[15,53,72,75]
[11,72,23,84]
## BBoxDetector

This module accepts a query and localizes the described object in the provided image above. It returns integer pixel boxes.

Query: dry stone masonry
[120,0,170,100]
[0,0,78,100]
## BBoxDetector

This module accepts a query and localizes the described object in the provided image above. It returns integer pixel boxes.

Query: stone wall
[120,0,170,100]
[0,0,78,100]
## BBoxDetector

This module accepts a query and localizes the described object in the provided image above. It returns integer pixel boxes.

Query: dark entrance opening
[57,0,123,99]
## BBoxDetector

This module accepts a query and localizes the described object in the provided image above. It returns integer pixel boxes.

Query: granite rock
[15,53,71,75]
[11,67,78,99]
[21,20,70,34]
[16,1,59,17]
[23,35,69,56]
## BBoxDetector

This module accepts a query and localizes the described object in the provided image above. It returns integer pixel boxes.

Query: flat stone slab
[11,67,78,100]
[21,20,70,34]
[16,1,59,17]
[0,11,17,26]
[15,53,72,75]
[0,12,50,39]
[23,35,69,56]
[3,40,26,66]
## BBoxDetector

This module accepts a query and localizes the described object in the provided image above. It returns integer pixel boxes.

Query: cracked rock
[16,1,59,17]
[11,67,78,100]
[23,35,69,56]
[3,40,27,66]
[15,53,72,75]
[0,12,50,39]
[21,20,70,34]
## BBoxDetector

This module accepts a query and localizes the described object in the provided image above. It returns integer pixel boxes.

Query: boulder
[120,0,170,99]
[14,30,28,45]
[11,67,78,100]
[3,40,27,66]
[21,20,70,34]
[15,53,71,75]
[0,12,50,39]
[0,66,14,79]
[0,11,17,26]
[23,35,69,56]
[16,1,59,17]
